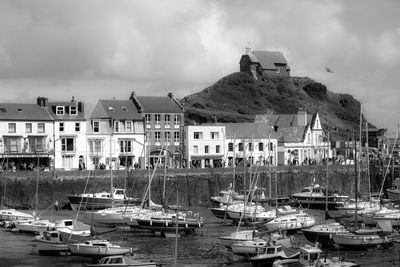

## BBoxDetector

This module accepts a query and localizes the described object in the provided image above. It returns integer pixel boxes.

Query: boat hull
[34,240,71,256]
[135,218,203,233]
[67,196,140,211]
[69,245,131,258]
[332,233,393,248]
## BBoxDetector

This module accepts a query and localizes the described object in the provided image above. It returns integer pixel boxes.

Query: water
[1,208,400,266]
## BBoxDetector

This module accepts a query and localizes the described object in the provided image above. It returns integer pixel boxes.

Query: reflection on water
[1,208,400,266]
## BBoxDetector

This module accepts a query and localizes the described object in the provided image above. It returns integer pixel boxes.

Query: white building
[87,99,145,170]
[46,97,87,170]
[0,99,54,170]
[221,123,279,167]
[184,125,225,168]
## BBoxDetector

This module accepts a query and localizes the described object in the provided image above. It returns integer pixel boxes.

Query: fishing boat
[32,229,71,256]
[219,229,260,249]
[69,239,132,258]
[210,187,243,206]
[302,222,349,245]
[290,184,349,210]
[67,188,140,211]
[272,243,360,267]
[386,177,400,202]
[249,243,300,267]
[0,209,34,221]
[85,255,160,267]
[259,210,315,232]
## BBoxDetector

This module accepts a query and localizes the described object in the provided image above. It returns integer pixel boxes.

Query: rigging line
[69,169,92,241]
[378,132,399,199]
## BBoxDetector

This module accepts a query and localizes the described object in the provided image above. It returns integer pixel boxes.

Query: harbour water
[1,208,400,266]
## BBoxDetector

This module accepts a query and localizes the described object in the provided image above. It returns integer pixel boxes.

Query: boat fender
[329,233,332,239]
[150,220,152,226]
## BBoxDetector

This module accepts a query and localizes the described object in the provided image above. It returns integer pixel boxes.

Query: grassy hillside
[180,72,366,140]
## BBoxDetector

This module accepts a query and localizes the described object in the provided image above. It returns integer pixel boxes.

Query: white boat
[374,211,400,232]
[32,230,71,256]
[0,209,34,221]
[15,219,55,234]
[91,205,142,226]
[85,255,160,267]
[272,243,360,267]
[219,229,261,249]
[231,233,292,257]
[69,239,132,258]
[260,210,315,232]
[210,188,244,206]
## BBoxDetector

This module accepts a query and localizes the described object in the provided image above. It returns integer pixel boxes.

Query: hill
[180,72,367,140]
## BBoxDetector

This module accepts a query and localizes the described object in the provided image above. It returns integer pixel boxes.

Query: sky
[0,0,399,135]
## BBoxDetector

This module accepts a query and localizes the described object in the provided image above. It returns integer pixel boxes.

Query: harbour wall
[0,164,395,210]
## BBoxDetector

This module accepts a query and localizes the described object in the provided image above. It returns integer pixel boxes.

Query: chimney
[297,108,307,126]
[167,92,173,99]
[129,91,136,101]
[130,91,142,113]
[71,96,76,103]
[78,101,84,114]
[36,96,48,107]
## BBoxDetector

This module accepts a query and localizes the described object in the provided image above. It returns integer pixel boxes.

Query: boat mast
[354,131,358,230]
[366,122,371,201]
[110,121,113,199]
[325,131,330,217]
[35,154,39,217]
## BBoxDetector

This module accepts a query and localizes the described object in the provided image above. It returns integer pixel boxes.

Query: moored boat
[0,209,34,221]
[85,255,160,267]
[69,239,132,258]
[259,210,315,232]
[231,233,291,257]
[15,219,55,234]
[67,188,140,211]
[386,177,400,202]
[32,230,71,256]
[302,222,348,245]
[249,243,300,267]
[331,231,394,249]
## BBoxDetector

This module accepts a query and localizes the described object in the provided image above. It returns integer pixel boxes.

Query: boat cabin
[391,178,400,190]
[299,244,321,266]
[42,230,63,242]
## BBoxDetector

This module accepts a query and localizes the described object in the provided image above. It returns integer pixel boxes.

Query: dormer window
[121,107,127,112]
[70,106,77,115]
[108,106,114,112]
[56,106,65,115]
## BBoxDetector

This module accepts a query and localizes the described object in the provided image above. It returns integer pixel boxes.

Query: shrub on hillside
[303,82,327,100]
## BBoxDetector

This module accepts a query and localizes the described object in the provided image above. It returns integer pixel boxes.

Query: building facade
[184,125,225,168]
[130,92,184,169]
[240,50,290,78]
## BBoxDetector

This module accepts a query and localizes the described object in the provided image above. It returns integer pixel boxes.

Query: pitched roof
[136,96,184,114]
[252,51,288,70]
[0,103,53,121]
[47,102,86,121]
[276,126,307,143]
[90,100,143,120]
[216,123,278,139]
[254,113,314,127]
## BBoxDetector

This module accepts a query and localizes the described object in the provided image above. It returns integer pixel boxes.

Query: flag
[325,67,334,73]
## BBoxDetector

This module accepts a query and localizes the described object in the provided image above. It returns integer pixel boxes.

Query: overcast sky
[0,0,399,134]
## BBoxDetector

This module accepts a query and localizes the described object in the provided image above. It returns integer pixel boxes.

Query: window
[155,131,161,143]
[25,123,32,133]
[259,142,264,151]
[164,132,171,142]
[125,121,132,132]
[248,143,253,151]
[165,114,170,124]
[8,123,16,133]
[228,143,233,151]
[114,121,120,133]
[89,139,102,153]
[211,132,219,139]
[37,123,45,133]
[108,106,114,111]
[174,132,180,143]
[174,115,181,126]
[59,122,64,132]
[70,106,77,115]
[56,106,65,115]
[307,133,311,143]
[155,114,160,126]
[205,145,209,154]
[93,121,100,133]
[9,138,18,152]
[194,132,203,139]
[269,142,274,151]
[238,143,244,151]
[75,123,80,132]
[61,138,75,152]
[193,145,198,154]
[216,145,220,153]
[121,106,127,112]
[145,114,151,127]
[120,140,132,153]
